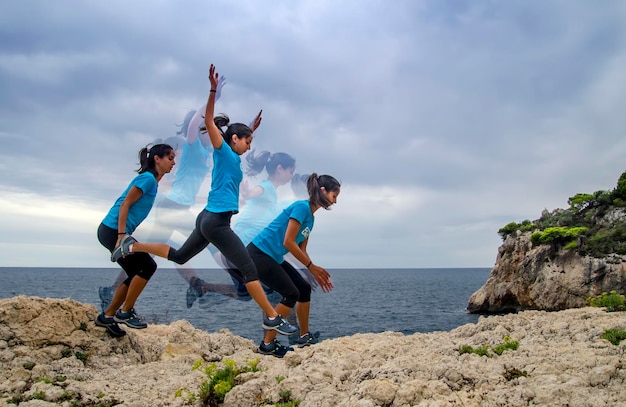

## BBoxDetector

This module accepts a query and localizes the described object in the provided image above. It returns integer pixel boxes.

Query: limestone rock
[2,296,626,407]
[467,231,626,313]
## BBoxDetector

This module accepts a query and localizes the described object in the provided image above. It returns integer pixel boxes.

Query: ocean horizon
[0,267,491,342]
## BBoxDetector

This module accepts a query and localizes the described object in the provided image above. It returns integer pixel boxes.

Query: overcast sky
[1,1,625,270]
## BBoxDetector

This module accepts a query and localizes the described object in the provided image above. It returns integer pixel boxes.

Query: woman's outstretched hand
[209,64,220,90]
[250,109,263,132]
[309,264,334,293]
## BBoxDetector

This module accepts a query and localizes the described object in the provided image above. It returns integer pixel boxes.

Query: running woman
[248,173,340,357]
[95,143,176,337]
[111,64,296,336]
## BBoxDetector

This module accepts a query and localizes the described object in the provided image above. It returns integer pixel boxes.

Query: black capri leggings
[97,223,157,285]
[248,243,312,308]
[166,210,258,282]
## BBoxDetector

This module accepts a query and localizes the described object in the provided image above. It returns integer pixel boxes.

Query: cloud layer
[1,1,626,268]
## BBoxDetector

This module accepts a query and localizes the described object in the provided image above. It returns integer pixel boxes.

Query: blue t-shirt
[206,142,242,213]
[233,179,278,245]
[102,172,159,233]
[167,138,211,206]
[252,200,314,264]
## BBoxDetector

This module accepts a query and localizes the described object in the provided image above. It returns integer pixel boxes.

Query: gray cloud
[1,0,625,268]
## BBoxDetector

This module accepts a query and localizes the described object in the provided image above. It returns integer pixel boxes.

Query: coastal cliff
[468,171,626,314]
[467,230,626,313]
[1,296,625,406]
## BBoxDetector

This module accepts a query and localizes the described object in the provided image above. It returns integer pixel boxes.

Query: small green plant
[275,375,286,383]
[176,357,261,406]
[459,336,519,357]
[74,351,88,363]
[503,367,529,381]
[61,348,72,358]
[79,322,88,331]
[276,390,301,407]
[601,328,626,345]
[32,390,46,400]
[23,361,36,370]
[492,336,519,355]
[587,291,626,312]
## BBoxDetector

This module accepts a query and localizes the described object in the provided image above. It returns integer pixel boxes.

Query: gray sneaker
[297,332,319,347]
[186,277,205,309]
[114,308,147,329]
[111,235,137,262]
[95,313,126,337]
[257,339,293,358]
[262,315,297,335]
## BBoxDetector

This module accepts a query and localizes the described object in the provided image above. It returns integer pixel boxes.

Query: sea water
[0,267,490,342]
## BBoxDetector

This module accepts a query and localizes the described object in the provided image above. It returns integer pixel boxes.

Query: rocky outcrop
[468,231,626,314]
[2,296,626,406]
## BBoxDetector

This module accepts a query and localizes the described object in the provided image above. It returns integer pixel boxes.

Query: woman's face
[276,165,295,185]
[231,134,253,155]
[322,187,340,208]
[156,151,176,175]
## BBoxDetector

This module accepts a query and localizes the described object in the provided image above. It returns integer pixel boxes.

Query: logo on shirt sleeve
[301,226,311,239]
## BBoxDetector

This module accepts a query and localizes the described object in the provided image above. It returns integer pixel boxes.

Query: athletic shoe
[114,308,147,329]
[262,315,297,335]
[297,332,319,347]
[98,286,113,313]
[110,235,137,262]
[186,277,205,309]
[289,330,321,345]
[257,339,293,358]
[95,313,126,338]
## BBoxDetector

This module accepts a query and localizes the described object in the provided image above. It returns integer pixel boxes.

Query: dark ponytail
[307,173,341,209]
[213,113,253,147]
[138,143,174,176]
[245,150,296,176]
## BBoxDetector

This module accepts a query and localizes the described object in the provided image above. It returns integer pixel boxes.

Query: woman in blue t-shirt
[187,150,297,305]
[249,173,341,357]
[95,143,176,337]
[112,65,297,336]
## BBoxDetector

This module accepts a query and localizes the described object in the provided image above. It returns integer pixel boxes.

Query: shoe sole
[261,322,297,336]
[255,347,287,358]
[113,318,148,329]
[95,319,127,338]
[297,342,315,348]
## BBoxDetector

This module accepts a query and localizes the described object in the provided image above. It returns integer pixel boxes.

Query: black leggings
[167,210,258,282]
[97,223,157,286]
[248,243,311,308]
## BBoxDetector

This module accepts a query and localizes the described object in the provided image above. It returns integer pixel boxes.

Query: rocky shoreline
[1,296,625,406]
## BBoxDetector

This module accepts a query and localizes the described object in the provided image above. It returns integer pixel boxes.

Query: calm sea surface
[0,267,490,342]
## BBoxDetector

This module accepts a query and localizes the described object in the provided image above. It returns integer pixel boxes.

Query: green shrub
[176,357,261,406]
[492,336,519,355]
[601,328,626,345]
[459,336,519,357]
[587,291,626,312]
[530,226,587,246]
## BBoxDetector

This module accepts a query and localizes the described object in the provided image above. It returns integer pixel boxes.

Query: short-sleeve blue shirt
[252,200,314,264]
[205,142,242,213]
[233,179,278,245]
[102,172,159,233]
[167,138,211,206]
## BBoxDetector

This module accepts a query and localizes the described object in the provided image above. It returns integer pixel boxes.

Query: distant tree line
[498,170,626,257]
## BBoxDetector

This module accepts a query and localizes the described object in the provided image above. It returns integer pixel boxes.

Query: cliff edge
[2,296,625,406]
